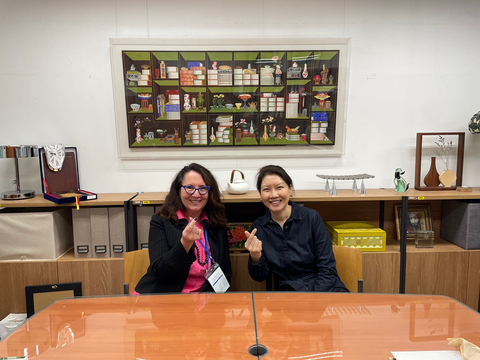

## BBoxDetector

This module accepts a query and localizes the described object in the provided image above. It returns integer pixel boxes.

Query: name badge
[205,262,230,293]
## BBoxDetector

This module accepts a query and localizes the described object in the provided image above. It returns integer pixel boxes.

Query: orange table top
[1,293,479,359]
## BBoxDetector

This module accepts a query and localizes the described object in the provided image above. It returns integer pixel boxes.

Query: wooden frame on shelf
[394,204,433,241]
[414,132,465,191]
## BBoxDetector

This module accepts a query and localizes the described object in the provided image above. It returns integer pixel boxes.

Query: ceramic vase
[262,125,268,141]
[424,157,440,187]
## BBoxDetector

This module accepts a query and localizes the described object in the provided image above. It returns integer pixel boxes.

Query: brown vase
[424,157,440,187]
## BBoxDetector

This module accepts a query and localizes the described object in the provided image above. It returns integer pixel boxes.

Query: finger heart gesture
[244,228,262,264]
[183,217,202,243]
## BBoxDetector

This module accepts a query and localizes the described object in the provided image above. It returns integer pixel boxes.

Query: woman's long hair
[159,163,226,227]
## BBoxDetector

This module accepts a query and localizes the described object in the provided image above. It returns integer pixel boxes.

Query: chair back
[332,245,363,293]
[124,249,150,294]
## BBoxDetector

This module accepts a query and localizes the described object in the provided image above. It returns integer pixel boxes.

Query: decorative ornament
[468,111,480,134]
[43,144,65,172]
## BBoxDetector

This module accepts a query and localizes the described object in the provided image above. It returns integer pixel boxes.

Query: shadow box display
[110,39,350,159]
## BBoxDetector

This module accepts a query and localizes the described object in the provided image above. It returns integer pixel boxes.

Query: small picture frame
[25,282,82,317]
[394,204,433,241]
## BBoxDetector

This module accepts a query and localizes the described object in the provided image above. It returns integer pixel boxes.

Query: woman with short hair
[245,165,348,292]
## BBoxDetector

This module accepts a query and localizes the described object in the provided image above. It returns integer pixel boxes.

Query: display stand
[414,132,465,191]
[0,145,38,200]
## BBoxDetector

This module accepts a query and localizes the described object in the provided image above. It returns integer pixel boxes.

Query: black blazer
[135,214,232,294]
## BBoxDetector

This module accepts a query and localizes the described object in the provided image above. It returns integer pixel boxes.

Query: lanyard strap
[198,226,213,270]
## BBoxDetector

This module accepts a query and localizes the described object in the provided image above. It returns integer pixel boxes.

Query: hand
[244,228,262,264]
[181,217,202,251]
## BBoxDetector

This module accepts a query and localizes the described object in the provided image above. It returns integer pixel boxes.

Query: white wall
[1,0,479,195]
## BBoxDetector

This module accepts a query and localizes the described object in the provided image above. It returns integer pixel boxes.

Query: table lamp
[0,145,39,200]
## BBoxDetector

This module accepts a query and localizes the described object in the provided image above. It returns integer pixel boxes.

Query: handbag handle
[230,169,245,183]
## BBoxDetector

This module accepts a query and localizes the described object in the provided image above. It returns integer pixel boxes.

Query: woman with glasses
[135,163,232,294]
[245,165,348,292]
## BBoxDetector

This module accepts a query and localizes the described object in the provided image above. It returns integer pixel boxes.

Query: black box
[39,147,97,204]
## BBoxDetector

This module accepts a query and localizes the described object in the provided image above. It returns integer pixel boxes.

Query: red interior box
[39,147,97,204]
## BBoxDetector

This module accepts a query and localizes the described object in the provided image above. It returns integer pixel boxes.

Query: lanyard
[197,225,213,270]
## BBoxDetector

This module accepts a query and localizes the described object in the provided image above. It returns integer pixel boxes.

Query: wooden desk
[1,293,479,360]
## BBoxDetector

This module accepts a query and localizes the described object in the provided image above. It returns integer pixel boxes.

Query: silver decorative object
[316,173,375,195]
[1,145,39,200]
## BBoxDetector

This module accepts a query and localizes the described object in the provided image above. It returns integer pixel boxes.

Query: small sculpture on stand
[316,173,375,195]
[394,168,409,192]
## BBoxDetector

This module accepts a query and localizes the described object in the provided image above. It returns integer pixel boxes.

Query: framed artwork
[227,222,252,253]
[409,302,455,342]
[110,38,350,160]
[25,282,82,317]
[394,204,433,241]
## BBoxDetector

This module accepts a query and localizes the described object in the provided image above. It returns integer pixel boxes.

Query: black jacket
[248,201,348,292]
[135,214,232,294]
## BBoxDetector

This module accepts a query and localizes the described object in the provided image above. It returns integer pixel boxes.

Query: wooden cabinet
[404,241,469,302]
[2,188,480,321]
[57,252,124,297]
[0,261,58,319]
[465,250,480,310]
[229,253,266,292]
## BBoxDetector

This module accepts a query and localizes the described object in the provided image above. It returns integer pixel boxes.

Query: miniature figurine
[135,128,143,143]
[160,61,166,79]
[156,129,166,141]
[321,64,329,85]
[302,63,308,78]
[285,125,300,133]
[212,61,217,70]
[328,74,334,85]
[262,125,269,141]
[210,127,216,142]
[183,94,191,111]
[174,128,179,144]
[314,74,321,85]
[394,168,409,192]
[275,64,282,85]
[197,93,205,110]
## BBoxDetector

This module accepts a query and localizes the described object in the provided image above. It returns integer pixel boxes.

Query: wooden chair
[123,249,150,295]
[332,245,364,293]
